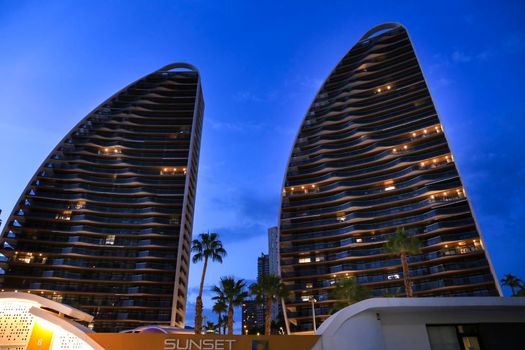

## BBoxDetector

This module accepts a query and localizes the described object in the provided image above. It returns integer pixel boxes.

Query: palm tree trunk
[195,257,209,334]
[511,286,516,296]
[228,304,234,335]
[400,252,413,297]
[265,296,272,335]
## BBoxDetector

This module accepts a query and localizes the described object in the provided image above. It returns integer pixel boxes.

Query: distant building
[241,299,259,334]
[258,253,270,279]
[268,226,280,276]
[268,226,281,322]
[255,253,270,327]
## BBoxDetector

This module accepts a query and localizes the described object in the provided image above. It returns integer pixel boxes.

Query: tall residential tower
[279,23,500,333]
[0,63,203,332]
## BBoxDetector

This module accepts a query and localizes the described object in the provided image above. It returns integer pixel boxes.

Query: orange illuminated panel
[27,320,54,350]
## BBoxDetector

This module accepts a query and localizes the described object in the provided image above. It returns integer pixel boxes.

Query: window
[16,253,34,264]
[99,146,122,155]
[301,295,313,302]
[427,325,482,350]
[305,282,313,289]
[356,238,363,243]
[315,256,325,262]
[299,257,311,264]
[105,235,116,245]
[75,201,86,209]
[387,274,400,280]
[55,210,72,220]
[384,180,395,191]
[427,326,461,350]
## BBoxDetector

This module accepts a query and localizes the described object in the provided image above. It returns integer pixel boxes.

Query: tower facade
[279,23,500,333]
[0,63,203,332]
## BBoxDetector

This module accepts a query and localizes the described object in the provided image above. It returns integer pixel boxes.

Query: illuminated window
[16,253,34,264]
[75,201,86,209]
[384,180,395,191]
[105,235,116,245]
[387,274,400,280]
[315,256,325,262]
[160,167,186,176]
[55,210,72,220]
[355,238,363,243]
[98,146,122,155]
[298,257,311,264]
[51,293,63,303]
[301,295,313,302]
[305,282,313,289]
[459,246,470,254]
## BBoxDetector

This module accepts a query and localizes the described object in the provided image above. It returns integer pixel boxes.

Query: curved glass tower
[0,63,203,332]
[279,23,500,333]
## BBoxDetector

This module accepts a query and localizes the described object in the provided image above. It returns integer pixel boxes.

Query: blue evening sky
[0,0,524,328]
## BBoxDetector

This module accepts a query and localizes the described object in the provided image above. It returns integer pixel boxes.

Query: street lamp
[309,297,317,332]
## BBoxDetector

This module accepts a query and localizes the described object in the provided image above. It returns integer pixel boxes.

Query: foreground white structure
[2,293,524,350]
[0,292,103,350]
[313,297,525,350]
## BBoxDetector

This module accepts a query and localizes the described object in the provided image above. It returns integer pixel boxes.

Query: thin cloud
[451,50,472,63]
[206,117,265,133]
[233,90,263,102]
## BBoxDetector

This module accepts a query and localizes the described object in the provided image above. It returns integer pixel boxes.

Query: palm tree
[384,227,421,297]
[212,298,227,334]
[249,274,288,335]
[501,274,523,296]
[212,276,248,335]
[191,232,227,334]
[204,321,218,334]
[330,277,370,312]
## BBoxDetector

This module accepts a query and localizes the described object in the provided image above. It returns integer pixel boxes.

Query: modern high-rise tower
[0,63,203,332]
[279,23,500,333]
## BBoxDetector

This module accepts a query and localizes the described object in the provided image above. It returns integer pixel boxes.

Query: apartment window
[75,200,86,209]
[299,257,311,264]
[55,210,72,220]
[387,274,400,280]
[51,293,63,303]
[315,256,325,262]
[99,146,122,155]
[305,282,313,289]
[105,235,116,245]
[356,238,363,243]
[384,180,395,191]
[160,167,187,176]
[301,295,313,302]
[15,253,34,264]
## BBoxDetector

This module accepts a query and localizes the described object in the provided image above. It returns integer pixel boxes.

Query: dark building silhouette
[278,23,500,333]
[241,299,259,335]
[0,63,203,332]
[258,253,270,280]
